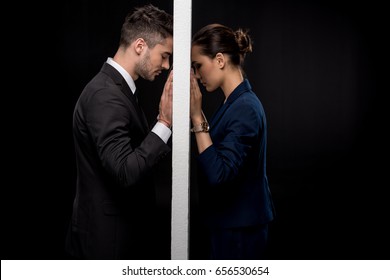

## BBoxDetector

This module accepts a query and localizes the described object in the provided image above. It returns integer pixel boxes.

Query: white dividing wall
[171,0,192,260]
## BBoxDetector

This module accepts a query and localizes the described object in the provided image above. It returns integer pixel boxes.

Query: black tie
[134,89,139,104]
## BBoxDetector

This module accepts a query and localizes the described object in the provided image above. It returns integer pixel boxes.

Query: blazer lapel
[101,63,149,134]
[120,83,149,134]
[210,79,252,127]
[210,101,230,127]
[131,88,150,133]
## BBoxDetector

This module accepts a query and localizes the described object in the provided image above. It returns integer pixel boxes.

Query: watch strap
[191,111,210,133]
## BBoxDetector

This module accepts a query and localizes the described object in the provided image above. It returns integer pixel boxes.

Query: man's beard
[136,50,155,81]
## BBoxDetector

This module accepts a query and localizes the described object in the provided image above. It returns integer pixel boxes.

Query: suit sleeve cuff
[151,122,172,144]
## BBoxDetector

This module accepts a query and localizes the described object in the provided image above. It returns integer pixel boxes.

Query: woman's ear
[215,52,225,68]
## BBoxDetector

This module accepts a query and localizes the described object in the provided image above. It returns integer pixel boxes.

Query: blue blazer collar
[210,79,252,126]
[225,79,252,104]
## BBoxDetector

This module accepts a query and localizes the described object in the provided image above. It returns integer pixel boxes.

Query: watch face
[191,122,209,132]
[202,122,209,132]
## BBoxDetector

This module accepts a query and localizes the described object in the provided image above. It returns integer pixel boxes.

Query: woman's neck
[221,68,244,101]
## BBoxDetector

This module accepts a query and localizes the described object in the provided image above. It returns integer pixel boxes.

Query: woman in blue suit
[190,23,275,259]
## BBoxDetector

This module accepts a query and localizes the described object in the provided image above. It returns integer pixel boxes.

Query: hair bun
[235,29,253,54]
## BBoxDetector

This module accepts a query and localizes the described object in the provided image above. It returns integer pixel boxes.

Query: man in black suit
[65,4,173,259]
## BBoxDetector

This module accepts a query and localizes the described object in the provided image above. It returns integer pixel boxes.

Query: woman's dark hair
[192,23,252,67]
[120,4,173,48]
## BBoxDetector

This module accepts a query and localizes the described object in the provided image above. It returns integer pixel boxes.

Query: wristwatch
[191,121,210,133]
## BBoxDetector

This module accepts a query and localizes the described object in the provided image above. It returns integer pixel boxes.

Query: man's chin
[140,74,155,81]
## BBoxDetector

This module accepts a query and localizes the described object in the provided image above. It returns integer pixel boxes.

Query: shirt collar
[106,57,136,94]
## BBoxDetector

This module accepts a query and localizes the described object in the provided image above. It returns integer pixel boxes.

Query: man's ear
[134,38,146,55]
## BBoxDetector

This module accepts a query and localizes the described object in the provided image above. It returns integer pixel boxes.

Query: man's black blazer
[66,62,170,259]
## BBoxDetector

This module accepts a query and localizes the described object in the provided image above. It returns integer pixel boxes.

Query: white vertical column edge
[171,0,192,260]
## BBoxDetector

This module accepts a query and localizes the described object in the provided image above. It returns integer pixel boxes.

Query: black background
[3,0,388,260]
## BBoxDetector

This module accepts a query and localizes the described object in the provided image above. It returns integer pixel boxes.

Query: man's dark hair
[120,4,173,48]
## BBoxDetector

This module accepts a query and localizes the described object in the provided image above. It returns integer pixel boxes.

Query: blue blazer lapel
[210,101,229,127]
[210,79,252,127]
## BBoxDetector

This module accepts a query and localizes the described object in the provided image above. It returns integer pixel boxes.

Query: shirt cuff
[151,121,172,144]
